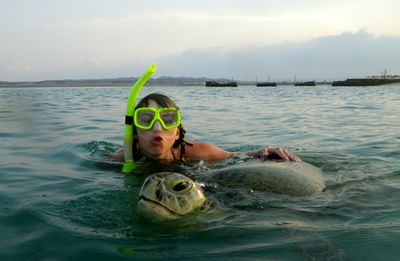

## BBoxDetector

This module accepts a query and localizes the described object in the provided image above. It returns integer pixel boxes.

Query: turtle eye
[173,181,190,192]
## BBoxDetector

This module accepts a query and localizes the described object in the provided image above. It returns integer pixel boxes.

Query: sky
[1,0,400,81]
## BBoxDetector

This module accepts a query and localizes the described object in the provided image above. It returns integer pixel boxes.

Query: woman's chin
[145,149,168,159]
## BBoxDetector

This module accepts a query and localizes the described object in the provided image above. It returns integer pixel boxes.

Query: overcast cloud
[158,31,400,81]
[1,0,399,81]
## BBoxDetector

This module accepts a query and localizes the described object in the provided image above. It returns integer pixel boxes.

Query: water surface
[1,84,400,260]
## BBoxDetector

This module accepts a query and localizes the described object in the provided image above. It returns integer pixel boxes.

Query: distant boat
[294,81,316,86]
[205,81,238,87]
[332,78,400,86]
[256,82,277,87]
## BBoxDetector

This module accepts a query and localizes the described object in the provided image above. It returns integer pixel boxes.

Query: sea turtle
[137,172,206,220]
[206,161,325,196]
[137,161,325,220]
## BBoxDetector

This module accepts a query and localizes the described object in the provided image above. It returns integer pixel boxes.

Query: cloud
[2,30,400,81]
[158,31,400,80]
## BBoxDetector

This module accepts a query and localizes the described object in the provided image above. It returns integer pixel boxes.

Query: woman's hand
[259,147,301,162]
[110,147,124,162]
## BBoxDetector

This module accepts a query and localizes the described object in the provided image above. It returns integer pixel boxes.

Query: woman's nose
[152,120,163,131]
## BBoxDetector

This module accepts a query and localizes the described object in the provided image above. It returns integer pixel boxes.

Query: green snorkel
[122,64,157,173]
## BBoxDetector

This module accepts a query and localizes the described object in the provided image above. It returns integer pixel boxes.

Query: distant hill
[0,76,233,87]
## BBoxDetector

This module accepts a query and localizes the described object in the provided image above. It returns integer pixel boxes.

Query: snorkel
[122,64,157,173]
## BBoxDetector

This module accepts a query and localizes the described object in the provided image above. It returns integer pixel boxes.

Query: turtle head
[137,172,206,220]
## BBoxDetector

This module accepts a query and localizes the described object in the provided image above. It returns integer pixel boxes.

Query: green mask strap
[122,64,157,173]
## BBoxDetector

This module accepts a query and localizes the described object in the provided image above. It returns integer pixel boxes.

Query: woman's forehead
[146,99,160,108]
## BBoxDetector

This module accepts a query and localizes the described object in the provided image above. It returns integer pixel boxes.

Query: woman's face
[136,99,179,160]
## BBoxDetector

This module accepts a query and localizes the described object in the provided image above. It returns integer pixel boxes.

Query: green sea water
[1,84,399,260]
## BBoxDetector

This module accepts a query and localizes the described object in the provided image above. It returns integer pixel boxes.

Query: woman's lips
[151,136,163,146]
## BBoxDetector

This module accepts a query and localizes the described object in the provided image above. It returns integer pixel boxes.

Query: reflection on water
[1,85,400,260]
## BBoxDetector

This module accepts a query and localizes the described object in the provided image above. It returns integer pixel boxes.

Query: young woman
[111,93,301,163]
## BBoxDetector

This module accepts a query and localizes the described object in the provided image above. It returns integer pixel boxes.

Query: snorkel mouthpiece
[122,64,157,173]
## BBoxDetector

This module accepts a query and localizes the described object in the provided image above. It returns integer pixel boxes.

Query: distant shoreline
[1,76,399,88]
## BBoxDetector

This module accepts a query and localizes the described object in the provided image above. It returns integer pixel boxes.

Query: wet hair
[132,93,189,162]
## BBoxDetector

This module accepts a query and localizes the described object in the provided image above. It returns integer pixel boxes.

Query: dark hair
[132,93,189,161]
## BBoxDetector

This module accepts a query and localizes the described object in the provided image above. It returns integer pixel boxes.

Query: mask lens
[136,109,155,128]
[160,110,180,128]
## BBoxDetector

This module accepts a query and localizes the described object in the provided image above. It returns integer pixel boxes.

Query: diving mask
[134,107,181,130]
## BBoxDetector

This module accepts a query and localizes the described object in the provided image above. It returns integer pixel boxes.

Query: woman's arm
[184,142,235,161]
[185,142,301,162]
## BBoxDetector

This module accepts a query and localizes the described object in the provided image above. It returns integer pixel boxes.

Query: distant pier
[294,81,316,86]
[205,81,238,87]
[256,82,277,87]
[332,78,400,86]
